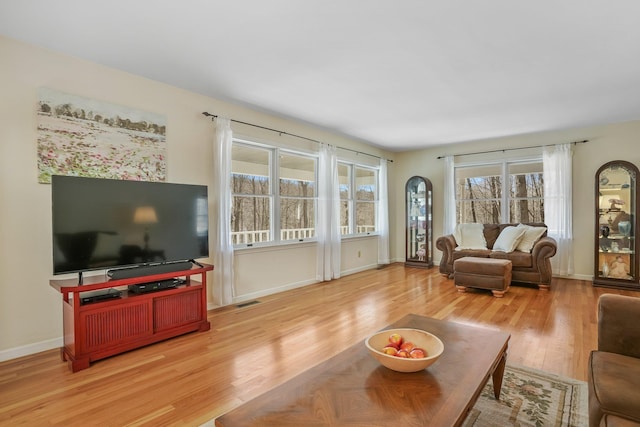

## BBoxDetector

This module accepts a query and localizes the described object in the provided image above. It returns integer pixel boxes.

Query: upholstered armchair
[588,294,640,427]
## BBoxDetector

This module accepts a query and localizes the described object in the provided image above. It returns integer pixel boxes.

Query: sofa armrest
[530,236,557,280]
[598,294,640,358]
[530,236,557,261]
[436,234,457,276]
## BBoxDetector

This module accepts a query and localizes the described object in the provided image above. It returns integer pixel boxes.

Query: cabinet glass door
[405,176,433,268]
[594,160,639,289]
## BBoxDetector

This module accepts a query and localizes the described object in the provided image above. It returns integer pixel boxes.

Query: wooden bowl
[365,328,444,372]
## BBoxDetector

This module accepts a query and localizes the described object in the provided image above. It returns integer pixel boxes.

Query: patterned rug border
[463,364,588,427]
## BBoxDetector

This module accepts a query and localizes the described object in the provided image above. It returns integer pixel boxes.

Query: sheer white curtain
[377,158,390,265]
[212,117,234,305]
[443,155,457,235]
[316,144,341,281]
[543,143,573,276]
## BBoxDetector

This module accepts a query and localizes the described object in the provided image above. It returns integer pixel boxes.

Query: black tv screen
[52,175,209,275]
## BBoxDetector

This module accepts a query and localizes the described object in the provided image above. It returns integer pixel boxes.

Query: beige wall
[0,36,390,360]
[2,34,640,361]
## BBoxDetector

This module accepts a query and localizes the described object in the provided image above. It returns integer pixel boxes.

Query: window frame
[231,138,318,249]
[339,161,380,237]
[507,160,544,224]
[454,156,544,225]
[278,149,318,243]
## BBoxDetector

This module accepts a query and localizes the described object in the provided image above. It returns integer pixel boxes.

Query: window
[231,140,317,246]
[231,143,271,244]
[339,162,378,235]
[455,160,543,224]
[456,164,502,224]
[338,163,351,234]
[279,152,316,241]
[508,162,544,223]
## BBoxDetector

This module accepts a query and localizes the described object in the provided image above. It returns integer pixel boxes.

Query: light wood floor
[1,263,637,426]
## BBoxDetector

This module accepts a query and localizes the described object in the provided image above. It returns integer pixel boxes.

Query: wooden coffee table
[215,313,510,427]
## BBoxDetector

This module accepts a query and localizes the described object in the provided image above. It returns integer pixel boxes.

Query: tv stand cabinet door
[153,287,202,332]
[78,299,153,357]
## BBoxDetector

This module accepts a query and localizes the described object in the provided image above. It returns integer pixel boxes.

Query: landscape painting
[37,88,167,183]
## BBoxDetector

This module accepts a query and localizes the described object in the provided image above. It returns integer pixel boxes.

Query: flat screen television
[51,175,209,277]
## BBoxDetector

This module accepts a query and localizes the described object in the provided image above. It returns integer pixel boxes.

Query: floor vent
[236,300,260,308]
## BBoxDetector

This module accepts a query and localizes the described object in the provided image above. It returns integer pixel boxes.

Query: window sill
[233,233,379,251]
[342,233,380,240]
[234,239,318,251]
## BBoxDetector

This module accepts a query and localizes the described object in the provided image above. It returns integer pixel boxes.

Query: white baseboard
[554,273,592,281]
[230,263,378,306]
[232,278,318,306]
[339,263,379,277]
[0,337,62,363]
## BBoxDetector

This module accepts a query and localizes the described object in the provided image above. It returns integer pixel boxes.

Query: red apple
[400,341,416,352]
[382,345,398,356]
[409,348,427,358]
[388,333,403,348]
[395,349,410,358]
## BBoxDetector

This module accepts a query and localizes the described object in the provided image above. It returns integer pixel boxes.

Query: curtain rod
[436,139,588,159]
[202,112,392,162]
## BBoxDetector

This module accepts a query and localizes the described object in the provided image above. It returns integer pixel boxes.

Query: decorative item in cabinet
[594,160,639,289]
[405,176,433,268]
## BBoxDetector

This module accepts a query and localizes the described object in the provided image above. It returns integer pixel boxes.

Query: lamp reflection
[134,206,158,257]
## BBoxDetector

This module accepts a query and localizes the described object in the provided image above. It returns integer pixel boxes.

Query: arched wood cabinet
[405,176,433,268]
[594,160,640,289]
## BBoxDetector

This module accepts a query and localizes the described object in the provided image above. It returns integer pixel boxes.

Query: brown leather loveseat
[436,223,557,289]
[589,294,640,427]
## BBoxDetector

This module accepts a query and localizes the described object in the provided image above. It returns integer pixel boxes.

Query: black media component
[51,175,209,276]
[80,288,123,305]
[127,278,183,294]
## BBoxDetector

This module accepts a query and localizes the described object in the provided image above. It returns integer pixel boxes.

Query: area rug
[463,364,588,427]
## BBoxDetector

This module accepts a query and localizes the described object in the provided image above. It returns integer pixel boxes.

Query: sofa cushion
[454,223,487,250]
[452,249,492,262]
[589,351,640,425]
[516,224,548,253]
[482,224,503,249]
[489,250,533,268]
[493,226,527,252]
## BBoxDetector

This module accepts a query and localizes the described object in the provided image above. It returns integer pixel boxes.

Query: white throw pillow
[493,226,527,253]
[454,223,487,250]
[515,224,547,253]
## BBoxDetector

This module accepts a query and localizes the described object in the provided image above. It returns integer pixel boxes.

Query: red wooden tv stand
[49,263,214,372]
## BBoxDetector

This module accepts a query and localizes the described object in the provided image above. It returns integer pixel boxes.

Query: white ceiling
[3,1,640,151]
